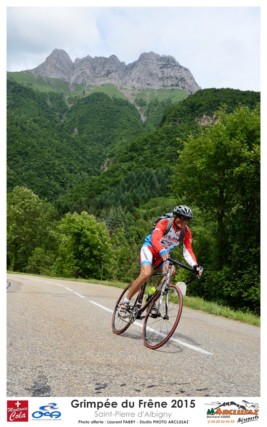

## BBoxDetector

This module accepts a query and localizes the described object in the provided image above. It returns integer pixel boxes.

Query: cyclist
[119,205,203,318]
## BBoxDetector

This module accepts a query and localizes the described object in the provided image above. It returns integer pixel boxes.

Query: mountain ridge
[28,48,201,94]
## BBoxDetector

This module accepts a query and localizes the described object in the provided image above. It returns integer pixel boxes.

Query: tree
[7,186,56,271]
[171,105,260,313]
[110,229,139,282]
[52,211,113,279]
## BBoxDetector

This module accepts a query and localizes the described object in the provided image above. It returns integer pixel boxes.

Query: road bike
[112,258,196,350]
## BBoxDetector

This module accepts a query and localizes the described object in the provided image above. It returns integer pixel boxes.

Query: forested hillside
[7,80,260,315]
[7,80,144,200]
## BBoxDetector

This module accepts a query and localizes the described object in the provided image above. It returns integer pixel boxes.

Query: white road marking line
[89,300,113,313]
[54,284,84,299]
[56,285,84,299]
[57,285,213,356]
[73,292,85,298]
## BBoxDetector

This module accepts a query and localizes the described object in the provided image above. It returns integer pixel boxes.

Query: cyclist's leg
[125,246,153,300]
[126,264,152,300]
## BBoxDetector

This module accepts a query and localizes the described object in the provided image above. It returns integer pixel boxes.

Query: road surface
[6,274,260,397]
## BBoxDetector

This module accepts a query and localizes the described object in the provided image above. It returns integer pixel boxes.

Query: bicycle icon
[32,402,61,419]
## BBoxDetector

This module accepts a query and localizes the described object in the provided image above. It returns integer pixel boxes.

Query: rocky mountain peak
[32,49,73,81]
[29,49,200,93]
[137,51,178,65]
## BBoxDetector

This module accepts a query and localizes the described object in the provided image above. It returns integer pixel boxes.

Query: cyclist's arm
[183,227,198,268]
[151,219,169,257]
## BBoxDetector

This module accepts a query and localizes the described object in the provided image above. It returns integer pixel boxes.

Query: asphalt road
[6,274,260,397]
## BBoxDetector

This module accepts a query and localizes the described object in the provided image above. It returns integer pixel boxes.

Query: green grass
[135,87,189,104]
[7,271,259,326]
[81,84,128,100]
[183,296,259,326]
[7,72,71,94]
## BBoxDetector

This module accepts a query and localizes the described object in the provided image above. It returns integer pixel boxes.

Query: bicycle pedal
[136,313,144,319]
[150,312,160,318]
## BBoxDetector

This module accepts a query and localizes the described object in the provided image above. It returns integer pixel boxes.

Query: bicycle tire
[112,285,134,335]
[143,284,183,349]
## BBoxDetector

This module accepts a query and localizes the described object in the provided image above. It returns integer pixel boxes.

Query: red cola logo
[7,400,29,422]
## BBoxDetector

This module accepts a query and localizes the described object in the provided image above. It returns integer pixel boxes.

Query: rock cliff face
[30,49,200,94]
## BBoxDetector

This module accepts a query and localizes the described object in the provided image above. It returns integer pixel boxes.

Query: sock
[124,297,130,304]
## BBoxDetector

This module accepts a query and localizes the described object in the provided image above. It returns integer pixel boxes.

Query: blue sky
[6,6,261,91]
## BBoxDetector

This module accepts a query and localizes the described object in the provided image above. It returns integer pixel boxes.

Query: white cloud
[7,8,105,69]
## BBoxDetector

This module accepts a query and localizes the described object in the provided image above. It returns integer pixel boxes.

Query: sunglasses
[176,214,190,222]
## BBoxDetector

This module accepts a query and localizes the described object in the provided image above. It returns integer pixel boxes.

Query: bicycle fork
[155,283,169,320]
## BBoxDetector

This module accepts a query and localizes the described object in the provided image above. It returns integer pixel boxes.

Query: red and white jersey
[143,218,197,268]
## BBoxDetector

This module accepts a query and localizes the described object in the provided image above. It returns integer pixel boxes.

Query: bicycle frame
[129,257,192,322]
[132,273,166,320]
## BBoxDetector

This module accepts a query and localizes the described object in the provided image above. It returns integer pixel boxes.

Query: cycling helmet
[173,205,193,219]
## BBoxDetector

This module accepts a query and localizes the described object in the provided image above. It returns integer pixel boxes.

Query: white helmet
[173,205,193,219]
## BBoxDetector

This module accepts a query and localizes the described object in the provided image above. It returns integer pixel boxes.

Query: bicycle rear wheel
[143,284,183,349]
[112,285,134,335]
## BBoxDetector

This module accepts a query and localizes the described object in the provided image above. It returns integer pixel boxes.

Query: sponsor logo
[32,402,61,420]
[7,400,29,422]
[206,400,259,424]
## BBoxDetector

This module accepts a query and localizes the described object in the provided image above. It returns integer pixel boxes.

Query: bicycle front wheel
[143,284,183,349]
[112,285,133,335]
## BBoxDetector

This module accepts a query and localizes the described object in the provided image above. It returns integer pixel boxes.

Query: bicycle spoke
[143,285,183,349]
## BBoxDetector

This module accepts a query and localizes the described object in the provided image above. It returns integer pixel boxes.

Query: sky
[6,5,261,92]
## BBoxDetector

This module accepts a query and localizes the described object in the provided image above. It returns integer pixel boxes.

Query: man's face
[174,214,190,229]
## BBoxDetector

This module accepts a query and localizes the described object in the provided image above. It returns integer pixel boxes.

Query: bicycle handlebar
[168,257,195,273]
